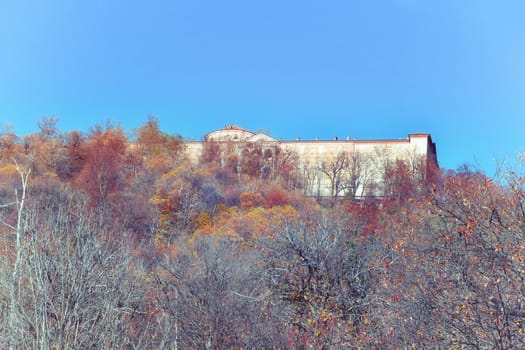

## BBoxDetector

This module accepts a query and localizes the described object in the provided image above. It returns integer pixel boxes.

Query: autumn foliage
[0,117,522,349]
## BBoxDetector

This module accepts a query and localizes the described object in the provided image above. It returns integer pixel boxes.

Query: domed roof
[205,125,256,141]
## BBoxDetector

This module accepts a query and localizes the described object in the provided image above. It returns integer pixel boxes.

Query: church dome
[205,125,255,141]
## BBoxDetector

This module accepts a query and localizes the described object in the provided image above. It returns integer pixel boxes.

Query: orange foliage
[192,211,213,232]
[74,127,127,207]
[240,191,265,210]
[136,116,182,159]
[0,130,20,159]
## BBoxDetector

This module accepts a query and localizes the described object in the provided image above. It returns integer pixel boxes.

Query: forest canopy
[0,117,523,349]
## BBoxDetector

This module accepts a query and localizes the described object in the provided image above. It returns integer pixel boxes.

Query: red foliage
[75,127,127,207]
[346,198,380,236]
[265,186,289,207]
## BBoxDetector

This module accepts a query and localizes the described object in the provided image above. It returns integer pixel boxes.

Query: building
[185,125,438,198]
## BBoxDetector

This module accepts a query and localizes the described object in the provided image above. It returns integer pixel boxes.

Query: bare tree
[263,214,374,349]
[345,150,373,200]
[1,160,31,350]
[317,150,373,202]
[319,151,350,199]
[0,175,151,349]
[154,235,283,349]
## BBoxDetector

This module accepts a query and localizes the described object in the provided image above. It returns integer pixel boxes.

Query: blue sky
[1,0,524,176]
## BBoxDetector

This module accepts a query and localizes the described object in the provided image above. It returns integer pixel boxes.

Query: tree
[200,140,222,167]
[318,151,349,199]
[135,116,184,168]
[0,127,20,160]
[54,130,84,181]
[75,126,127,210]
[1,160,30,350]
[0,169,152,349]
[263,214,374,349]
[22,117,63,177]
[272,147,303,191]
[345,150,373,200]
[369,166,525,349]
[150,165,226,243]
[154,235,283,349]
[317,150,373,201]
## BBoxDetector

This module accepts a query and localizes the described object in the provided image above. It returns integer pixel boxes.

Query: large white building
[185,126,438,197]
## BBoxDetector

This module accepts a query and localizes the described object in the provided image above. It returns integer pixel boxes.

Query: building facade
[185,126,438,197]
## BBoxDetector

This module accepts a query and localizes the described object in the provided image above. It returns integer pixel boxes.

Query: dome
[205,125,256,141]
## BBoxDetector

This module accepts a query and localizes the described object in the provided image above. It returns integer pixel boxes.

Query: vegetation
[0,117,522,349]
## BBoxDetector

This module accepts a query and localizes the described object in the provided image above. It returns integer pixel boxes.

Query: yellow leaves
[193,203,298,240]
[192,211,213,232]
[0,163,24,191]
[0,163,18,177]
[269,204,298,219]
[145,154,173,174]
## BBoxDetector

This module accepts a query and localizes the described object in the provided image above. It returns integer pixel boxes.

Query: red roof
[222,125,252,133]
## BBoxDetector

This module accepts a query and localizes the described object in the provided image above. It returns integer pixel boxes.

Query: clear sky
[1,0,524,176]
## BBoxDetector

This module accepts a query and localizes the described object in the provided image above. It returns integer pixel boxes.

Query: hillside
[0,117,522,349]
